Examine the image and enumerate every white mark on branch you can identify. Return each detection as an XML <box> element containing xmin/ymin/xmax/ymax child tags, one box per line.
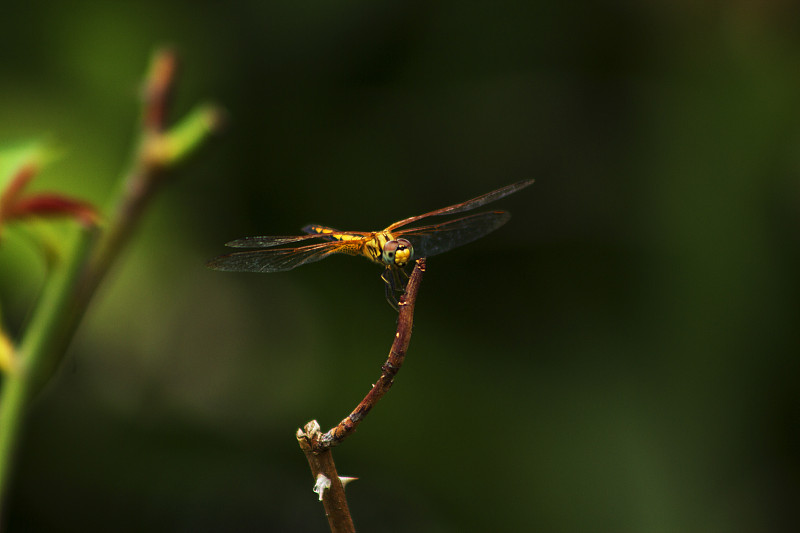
<box><xmin>313</xmin><ymin>473</ymin><xmax>331</xmax><ymax>501</ymax></box>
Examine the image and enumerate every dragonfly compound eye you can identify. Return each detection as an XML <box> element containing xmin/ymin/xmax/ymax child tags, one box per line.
<box><xmin>382</xmin><ymin>238</ymin><xmax>414</xmax><ymax>266</ymax></box>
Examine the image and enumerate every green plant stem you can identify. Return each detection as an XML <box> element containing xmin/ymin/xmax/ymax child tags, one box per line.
<box><xmin>0</xmin><ymin>148</ymin><xmax>153</xmax><ymax>510</ymax></box>
<box><xmin>0</xmin><ymin>48</ymin><xmax>220</xmax><ymax>521</ymax></box>
<box><xmin>0</xmin><ymin>228</ymin><xmax>97</xmax><ymax>512</ymax></box>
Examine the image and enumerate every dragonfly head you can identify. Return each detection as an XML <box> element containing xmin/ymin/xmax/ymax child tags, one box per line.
<box><xmin>382</xmin><ymin>238</ymin><xmax>413</xmax><ymax>267</ymax></box>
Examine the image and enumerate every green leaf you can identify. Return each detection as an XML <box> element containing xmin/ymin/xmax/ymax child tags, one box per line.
<box><xmin>0</xmin><ymin>140</ymin><xmax>62</xmax><ymax>189</ymax></box>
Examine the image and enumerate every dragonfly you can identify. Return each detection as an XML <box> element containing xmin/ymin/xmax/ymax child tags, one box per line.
<box><xmin>207</xmin><ymin>179</ymin><xmax>534</xmax><ymax>308</ymax></box>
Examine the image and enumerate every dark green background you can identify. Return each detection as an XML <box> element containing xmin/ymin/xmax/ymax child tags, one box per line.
<box><xmin>1</xmin><ymin>1</ymin><xmax>798</xmax><ymax>531</ymax></box>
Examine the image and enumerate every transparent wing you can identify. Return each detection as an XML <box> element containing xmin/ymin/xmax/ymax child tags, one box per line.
<box><xmin>397</xmin><ymin>210</ymin><xmax>511</xmax><ymax>259</ymax></box>
<box><xmin>207</xmin><ymin>241</ymin><xmax>343</xmax><ymax>272</ymax></box>
<box><xmin>386</xmin><ymin>179</ymin><xmax>533</xmax><ymax>231</ymax></box>
<box><xmin>224</xmin><ymin>234</ymin><xmax>327</xmax><ymax>249</ymax></box>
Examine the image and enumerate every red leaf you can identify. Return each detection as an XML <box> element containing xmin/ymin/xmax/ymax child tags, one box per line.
<box><xmin>6</xmin><ymin>193</ymin><xmax>100</xmax><ymax>227</ymax></box>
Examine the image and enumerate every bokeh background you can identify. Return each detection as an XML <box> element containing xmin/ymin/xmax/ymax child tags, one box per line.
<box><xmin>1</xmin><ymin>1</ymin><xmax>799</xmax><ymax>531</ymax></box>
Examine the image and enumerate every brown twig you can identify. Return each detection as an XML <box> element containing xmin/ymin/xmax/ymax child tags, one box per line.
<box><xmin>317</xmin><ymin>258</ymin><xmax>426</xmax><ymax>450</ymax></box>
<box><xmin>296</xmin><ymin>421</ymin><xmax>356</xmax><ymax>533</ymax></box>
<box><xmin>296</xmin><ymin>258</ymin><xmax>426</xmax><ymax>531</ymax></box>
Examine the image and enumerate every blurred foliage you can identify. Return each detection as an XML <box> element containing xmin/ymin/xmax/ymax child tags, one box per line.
<box><xmin>0</xmin><ymin>1</ymin><xmax>799</xmax><ymax>532</ymax></box>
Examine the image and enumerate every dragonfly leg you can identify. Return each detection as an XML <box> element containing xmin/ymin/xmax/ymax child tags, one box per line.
<box><xmin>381</xmin><ymin>269</ymin><xmax>399</xmax><ymax>311</ymax></box>
<box><xmin>398</xmin><ymin>267</ymin><xmax>410</xmax><ymax>283</ymax></box>
<box><xmin>381</xmin><ymin>267</ymin><xmax>409</xmax><ymax>311</ymax></box>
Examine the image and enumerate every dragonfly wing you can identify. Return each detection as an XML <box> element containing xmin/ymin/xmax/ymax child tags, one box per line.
<box><xmin>225</xmin><ymin>234</ymin><xmax>326</xmax><ymax>249</ymax></box>
<box><xmin>398</xmin><ymin>210</ymin><xmax>511</xmax><ymax>259</ymax></box>
<box><xmin>387</xmin><ymin>179</ymin><xmax>533</xmax><ymax>231</ymax></box>
<box><xmin>207</xmin><ymin>242</ymin><xmax>339</xmax><ymax>272</ymax></box>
